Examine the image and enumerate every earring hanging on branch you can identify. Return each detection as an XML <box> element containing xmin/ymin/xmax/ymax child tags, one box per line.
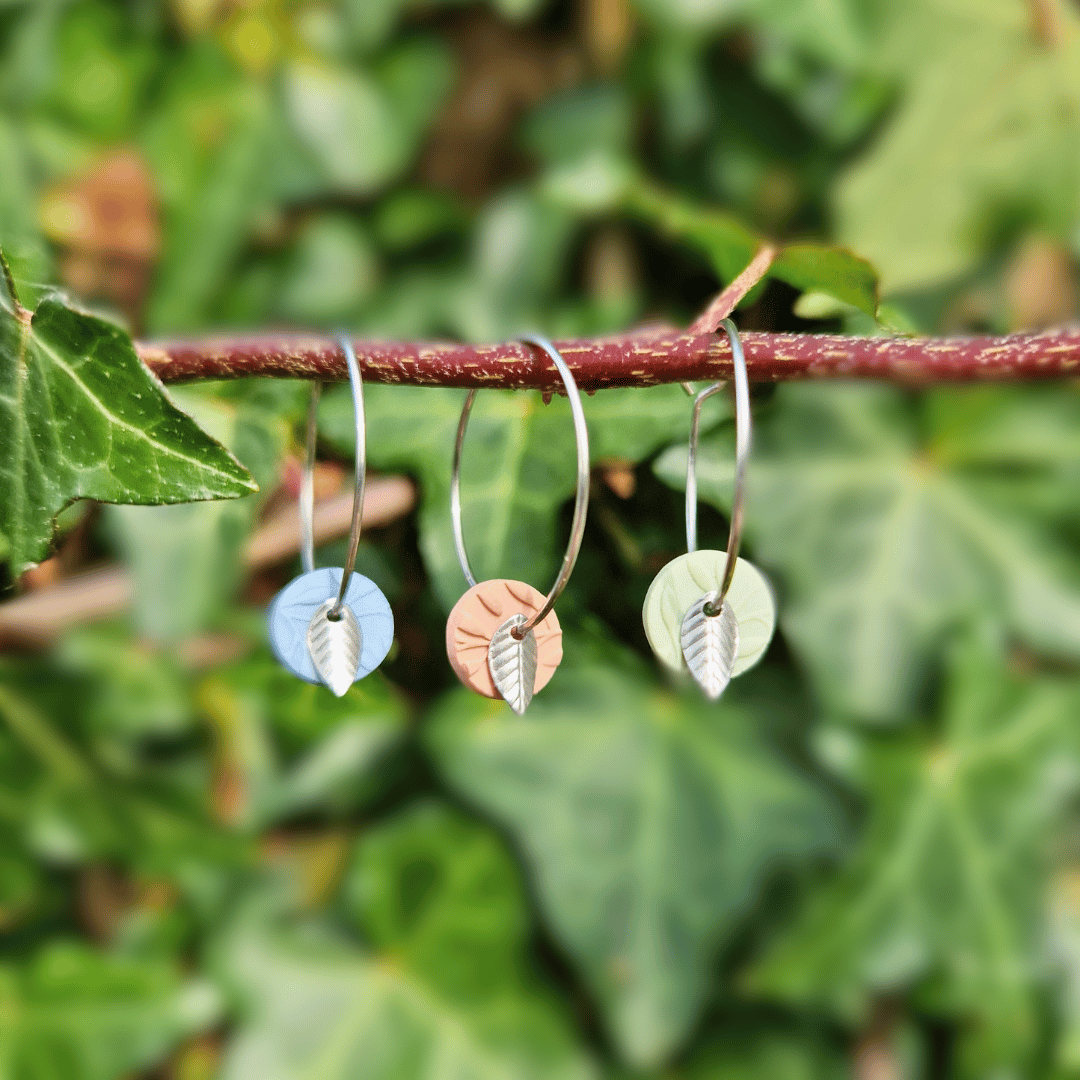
<box><xmin>266</xmin><ymin>337</ymin><xmax>394</xmax><ymax>696</ymax></box>
<box><xmin>642</xmin><ymin>319</ymin><xmax>776</xmax><ymax>699</ymax></box>
<box><xmin>444</xmin><ymin>336</ymin><xmax>590</xmax><ymax>715</ymax></box>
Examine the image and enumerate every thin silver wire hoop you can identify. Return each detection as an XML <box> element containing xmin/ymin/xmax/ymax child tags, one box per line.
<box><xmin>299</xmin><ymin>336</ymin><xmax>367</xmax><ymax>619</ymax></box>
<box><xmin>451</xmin><ymin>335</ymin><xmax>590</xmax><ymax>636</ymax></box>
<box><xmin>685</xmin><ymin>317</ymin><xmax>750</xmax><ymax>615</ymax></box>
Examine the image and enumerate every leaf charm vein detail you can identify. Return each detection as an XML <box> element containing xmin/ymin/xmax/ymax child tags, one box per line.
<box><xmin>307</xmin><ymin>599</ymin><xmax>363</xmax><ymax>697</ymax></box>
<box><xmin>680</xmin><ymin>591</ymin><xmax>739</xmax><ymax>701</ymax></box>
<box><xmin>488</xmin><ymin>614</ymin><xmax>538</xmax><ymax>715</ymax></box>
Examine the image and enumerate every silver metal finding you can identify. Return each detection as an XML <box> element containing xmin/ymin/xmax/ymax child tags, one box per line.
<box><xmin>684</xmin><ymin>317</ymin><xmax>750</xmax><ymax>614</ymax></box>
<box><xmin>300</xmin><ymin>383</ymin><xmax>321</xmax><ymax>575</ymax></box>
<box><xmin>450</xmin><ymin>335</ymin><xmax>590</xmax><ymax>635</ymax></box>
<box><xmin>299</xmin><ymin>337</ymin><xmax>367</xmax><ymax>618</ymax></box>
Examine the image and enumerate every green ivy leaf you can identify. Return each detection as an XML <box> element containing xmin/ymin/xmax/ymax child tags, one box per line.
<box><xmin>836</xmin><ymin>0</ymin><xmax>1080</xmax><ymax>292</ymax></box>
<box><xmin>748</xmin><ymin>634</ymin><xmax>1080</xmax><ymax>1073</ymax></box>
<box><xmin>546</xmin><ymin>161</ymin><xmax>879</xmax><ymax>315</ymax></box>
<box><xmin>0</xmin><ymin>942</ymin><xmax>221</xmax><ymax>1080</ymax></box>
<box><xmin>0</xmin><ymin>671</ymin><xmax>248</xmax><ymax>898</ymax></box>
<box><xmin>771</xmin><ymin>244</ymin><xmax>880</xmax><ymax>316</ymax></box>
<box><xmin>198</xmin><ymin>656</ymin><xmax>409</xmax><ymax>828</ymax></box>
<box><xmin>655</xmin><ymin>383</ymin><xmax>1080</xmax><ymax>720</ymax></box>
<box><xmin>629</xmin><ymin>181</ymin><xmax>879</xmax><ymax>315</ymax></box>
<box><xmin>0</xmin><ymin>263</ymin><xmax>256</xmax><ymax>576</ymax></box>
<box><xmin>425</xmin><ymin>637</ymin><xmax>841</xmax><ymax>1067</ymax></box>
<box><xmin>219</xmin><ymin>802</ymin><xmax>594</xmax><ymax>1080</ymax></box>
<box><xmin>56</xmin><ymin>627</ymin><xmax>192</xmax><ymax>742</ymax></box>
<box><xmin>103</xmin><ymin>384</ymin><xmax>286</xmax><ymax>641</ymax></box>
<box><xmin>673</xmin><ymin>1025</ymin><xmax>849</xmax><ymax>1080</ymax></box>
<box><xmin>321</xmin><ymin>383</ymin><xmax>725</xmax><ymax>610</ymax></box>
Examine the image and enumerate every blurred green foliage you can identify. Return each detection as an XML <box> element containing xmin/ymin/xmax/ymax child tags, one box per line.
<box><xmin>1</xmin><ymin>1</ymin><xmax>1080</xmax><ymax>1079</ymax></box>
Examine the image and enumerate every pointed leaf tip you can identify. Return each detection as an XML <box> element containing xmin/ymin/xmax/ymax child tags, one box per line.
<box><xmin>307</xmin><ymin>600</ymin><xmax>363</xmax><ymax>696</ymax></box>
<box><xmin>0</xmin><ymin>285</ymin><xmax>257</xmax><ymax>573</ymax></box>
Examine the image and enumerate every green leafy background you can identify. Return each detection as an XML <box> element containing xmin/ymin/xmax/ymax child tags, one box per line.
<box><xmin>1</xmin><ymin>1</ymin><xmax>1080</xmax><ymax>1078</ymax></box>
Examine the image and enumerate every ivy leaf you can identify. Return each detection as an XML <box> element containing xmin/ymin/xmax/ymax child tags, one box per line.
<box><xmin>425</xmin><ymin>636</ymin><xmax>841</xmax><ymax>1067</ymax></box>
<box><xmin>748</xmin><ymin>634</ymin><xmax>1080</xmax><ymax>1074</ymax></box>
<box><xmin>0</xmin><ymin>263</ymin><xmax>256</xmax><ymax>576</ymax></box>
<box><xmin>197</xmin><ymin>656</ymin><xmax>409</xmax><ymax>829</ymax></box>
<box><xmin>0</xmin><ymin>942</ymin><xmax>221</xmax><ymax>1080</ymax></box>
<box><xmin>320</xmin><ymin>383</ymin><xmax>725</xmax><ymax>610</ymax></box>
<box><xmin>218</xmin><ymin>802</ymin><xmax>594</xmax><ymax>1080</ymax></box>
<box><xmin>0</xmin><ymin>664</ymin><xmax>248</xmax><ymax>896</ymax></box>
<box><xmin>672</xmin><ymin>1025</ymin><xmax>849</xmax><ymax>1080</ymax></box>
<box><xmin>836</xmin><ymin>0</ymin><xmax>1080</xmax><ymax>292</ymax></box>
<box><xmin>628</xmin><ymin>182</ymin><xmax>879</xmax><ymax>316</ymax></box>
<box><xmin>655</xmin><ymin>383</ymin><xmax>1080</xmax><ymax>720</ymax></box>
<box><xmin>545</xmin><ymin>158</ymin><xmax>879</xmax><ymax>315</ymax></box>
<box><xmin>103</xmin><ymin>384</ymin><xmax>287</xmax><ymax>641</ymax></box>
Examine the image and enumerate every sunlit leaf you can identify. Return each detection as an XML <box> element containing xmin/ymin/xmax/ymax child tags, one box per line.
<box><xmin>836</xmin><ymin>0</ymin><xmax>1080</xmax><ymax>291</ymax></box>
<box><xmin>0</xmin><ymin>264</ymin><xmax>256</xmax><ymax>576</ymax></box>
<box><xmin>547</xmin><ymin>160</ymin><xmax>879</xmax><ymax>314</ymax></box>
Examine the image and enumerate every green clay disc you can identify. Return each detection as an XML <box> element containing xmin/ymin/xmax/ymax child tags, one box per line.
<box><xmin>643</xmin><ymin>551</ymin><xmax>776</xmax><ymax>677</ymax></box>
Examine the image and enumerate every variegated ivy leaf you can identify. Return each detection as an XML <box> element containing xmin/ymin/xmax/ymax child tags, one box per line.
<box><xmin>0</xmin><ymin>255</ymin><xmax>256</xmax><ymax>576</ymax></box>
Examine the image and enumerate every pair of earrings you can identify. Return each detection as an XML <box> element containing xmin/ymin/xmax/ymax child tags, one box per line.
<box><xmin>268</xmin><ymin>323</ymin><xmax>775</xmax><ymax>709</ymax></box>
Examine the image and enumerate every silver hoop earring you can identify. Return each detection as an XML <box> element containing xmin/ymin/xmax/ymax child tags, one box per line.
<box><xmin>445</xmin><ymin>336</ymin><xmax>590</xmax><ymax>715</ymax></box>
<box><xmin>267</xmin><ymin>338</ymin><xmax>394</xmax><ymax>696</ymax></box>
<box><xmin>642</xmin><ymin>318</ymin><xmax>775</xmax><ymax>699</ymax></box>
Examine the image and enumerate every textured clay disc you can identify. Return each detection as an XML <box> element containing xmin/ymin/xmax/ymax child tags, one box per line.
<box><xmin>446</xmin><ymin>579</ymin><xmax>563</xmax><ymax>700</ymax></box>
<box><xmin>267</xmin><ymin>567</ymin><xmax>394</xmax><ymax>687</ymax></box>
<box><xmin>642</xmin><ymin>551</ymin><xmax>776</xmax><ymax>678</ymax></box>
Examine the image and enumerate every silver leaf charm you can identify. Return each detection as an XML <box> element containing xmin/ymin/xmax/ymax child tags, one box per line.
<box><xmin>488</xmin><ymin>614</ymin><xmax>538</xmax><ymax>715</ymax></box>
<box><xmin>307</xmin><ymin>599</ymin><xmax>363</xmax><ymax>697</ymax></box>
<box><xmin>680</xmin><ymin>591</ymin><xmax>739</xmax><ymax>701</ymax></box>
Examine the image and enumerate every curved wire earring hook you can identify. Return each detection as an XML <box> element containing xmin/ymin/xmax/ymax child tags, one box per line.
<box><xmin>450</xmin><ymin>334</ymin><xmax>590</xmax><ymax>635</ymax></box>
<box><xmin>685</xmin><ymin>317</ymin><xmax>750</xmax><ymax>614</ymax></box>
<box><xmin>299</xmin><ymin>336</ymin><xmax>367</xmax><ymax>618</ymax></box>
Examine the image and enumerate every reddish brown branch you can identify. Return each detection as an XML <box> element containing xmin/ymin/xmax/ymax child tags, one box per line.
<box><xmin>688</xmin><ymin>243</ymin><xmax>777</xmax><ymax>334</ymax></box>
<box><xmin>139</xmin><ymin>324</ymin><xmax>1080</xmax><ymax>390</ymax></box>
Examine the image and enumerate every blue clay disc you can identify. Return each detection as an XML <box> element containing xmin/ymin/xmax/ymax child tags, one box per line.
<box><xmin>267</xmin><ymin>567</ymin><xmax>394</xmax><ymax>687</ymax></box>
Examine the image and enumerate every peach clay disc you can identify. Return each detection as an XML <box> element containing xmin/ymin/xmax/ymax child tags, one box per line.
<box><xmin>446</xmin><ymin>579</ymin><xmax>563</xmax><ymax>700</ymax></box>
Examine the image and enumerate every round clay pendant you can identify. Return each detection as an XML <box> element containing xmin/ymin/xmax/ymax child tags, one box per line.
<box><xmin>446</xmin><ymin>579</ymin><xmax>562</xmax><ymax>701</ymax></box>
<box><xmin>642</xmin><ymin>551</ymin><xmax>775</xmax><ymax>677</ymax></box>
<box><xmin>268</xmin><ymin>567</ymin><xmax>394</xmax><ymax>689</ymax></box>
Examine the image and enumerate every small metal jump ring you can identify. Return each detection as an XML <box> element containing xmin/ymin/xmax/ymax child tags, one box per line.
<box><xmin>685</xmin><ymin>318</ymin><xmax>750</xmax><ymax>615</ymax></box>
<box><xmin>451</xmin><ymin>335</ymin><xmax>590</xmax><ymax>635</ymax></box>
<box><xmin>299</xmin><ymin>336</ymin><xmax>367</xmax><ymax>618</ymax></box>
